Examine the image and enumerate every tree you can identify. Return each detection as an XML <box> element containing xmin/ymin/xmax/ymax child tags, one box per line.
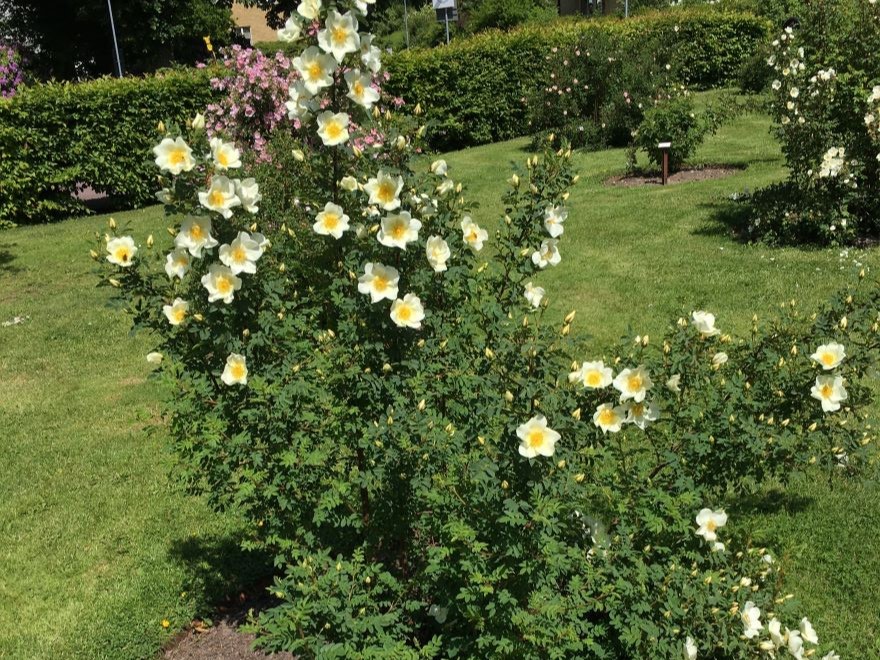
<box><xmin>1</xmin><ymin>0</ymin><xmax>233</xmax><ymax>80</ymax></box>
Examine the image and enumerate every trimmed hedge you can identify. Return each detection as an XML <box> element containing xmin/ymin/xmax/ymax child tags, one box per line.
<box><xmin>0</xmin><ymin>69</ymin><xmax>216</xmax><ymax>225</ymax></box>
<box><xmin>383</xmin><ymin>8</ymin><xmax>771</xmax><ymax>150</ymax></box>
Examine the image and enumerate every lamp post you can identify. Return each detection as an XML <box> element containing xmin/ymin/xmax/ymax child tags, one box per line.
<box><xmin>403</xmin><ymin>0</ymin><xmax>410</xmax><ymax>49</ymax></box>
<box><xmin>106</xmin><ymin>0</ymin><xmax>123</xmax><ymax>77</ymax></box>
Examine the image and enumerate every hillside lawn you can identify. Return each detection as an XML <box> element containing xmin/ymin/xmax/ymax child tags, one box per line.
<box><xmin>1</xmin><ymin>101</ymin><xmax>878</xmax><ymax>658</ymax></box>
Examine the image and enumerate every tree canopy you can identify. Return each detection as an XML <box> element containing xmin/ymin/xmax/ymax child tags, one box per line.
<box><xmin>2</xmin><ymin>0</ymin><xmax>233</xmax><ymax>80</ymax></box>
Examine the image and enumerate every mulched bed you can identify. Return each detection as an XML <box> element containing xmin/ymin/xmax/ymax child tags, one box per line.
<box><xmin>605</xmin><ymin>166</ymin><xmax>743</xmax><ymax>187</ymax></box>
<box><xmin>162</xmin><ymin>600</ymin><xmax>294</xmax><ymax>660</ymax></box>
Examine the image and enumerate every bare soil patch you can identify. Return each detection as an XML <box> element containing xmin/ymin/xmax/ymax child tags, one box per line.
<box><xmin>605</xmin><ymin>166</ymin><xmax>743</xmax><ymax>187</ymax></box>
<box><xmin>163</xmin><ymin>600</ymin><xmax>294</xmax><ymax>660</ymax></box>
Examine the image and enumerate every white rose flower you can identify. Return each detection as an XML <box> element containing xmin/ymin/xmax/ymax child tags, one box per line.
<box><xmin>810</xmin><ymin>342</ymin><xmax>845</xmax><ymax>370</ymax></box>
<box><xmin>799</xmin><ymin>618</ymin><xmax>818</xmax><ymax>645</ymax></box>
<box><xmin>360</xmin><ymin>34</ymin><xmax>382</xmax><ymax>73</ymax></box>
<box><xmin>389</xmin><ymin>293</ymin><xmax>425</xmax><ymax>329</ymax></box>
<box><xmin>153</xmin><ymin>137</ymin><xmax>195</xmax><ymax>175</ymax></box>
<box><xmin>543</xmin><ymin>205</ymin><xmax>568</xmax><ymax>238</ymax></box>
<box><xmin>666</xmin><ymin>374</ymin><xmax>681</xmax><ymax>393</ymax></box>
<box><xmin>316</xmin><ymin>111</ymin><xmax>350</xmax><ymax>146</ymax></box>
<box><xmin>175</xmin><ymin>217</ymin><xmax>219</xmax><ymax>258</ymax></box>
<box><xmin>234</xmin><ymin>178</ymin><xmax>261</xmax><ymax>214</ymax></box>
<box><xmin>201</xmin><ymin>264</ymin><xmax>242</xmax><ymax>304</ymax></box>
<box><xmin>292</xmin><ymin>46</ymin><xmax>336</xmax><ymax>95</ymax></box>
<box><xmin>209</xmin><ymin>137</ymin><xmax>241</xmax><ymax>171</ymax></box>
<box><xmin>516</xmin><ymin>414</ymin><xmax>561</xmax><ymax>458</ymax></box>
<box><xmin>768</xmin><ymin>618</ymin><xmax>785</xmax><ymax>648</ymax></box>
<box><xmin>198</xmin><ymin>176</ymin><xmax>241</xmax><ymax>219</ymax></box>
<box><xmin>378</xmin><ymin>211</ymin><xmax>421</xmax><ymax>250</ymax></box>
<box><xmin>297</xmin><ymin>0</ymin><xmax>321</xmax><ymax>20</ymax></box>
<box><xmin>277</xmin><ymin>15</ymin><xmax>302</xmax><ymax>42</ymax></box>
<box><xmin>712</xmin><ymin>352</ymin><xmax>728</xmax><ymax>368</ymax></box>
<box><xmin>524</xmin><ymin>281</ymin><xmax>545</xmax><ymax>308</ymax></box>
<box><xmin>285</xmin><ymin>81</ymin><xmax>314</xmax><ymax>120</ymax></box>
<box><xmin>741</xmin><ymin>601</ymin><xmax>763</xmax><ymax>639</ymax></box>
<box><xmin>165</xmin><ymin>248</ymin><xmax>192</xmax><ymax>279</ymax></box>
<box><xmin>219</xmin><ymin>231</ymin><xmax>264</xmax><ymax>275</ymax></box>
<box><xmin>810</xmin><ymin>375</ymin><xmax>848</xmax><ymax>412</ymax></box>
<box><xmin>221</xmin><ymin>353</ymin><xmax>248</xmax><ymax>386</ymax></box>
<box><xmin>426</xmin><ymin>236</ymin><xmax>451</xmax><ymax>272</ymax></box>
<box><xmin>146</xmin><ymin>351</ymin><xmax>163</xmax><ymax>364</ymax></box>
<box><xmin>613</xmin><ymin>366</ymin><xmax>653</xmax><ymax>403</ymax></box>
<box><xmin>695</xmin><ymin>508</ymin><xmax>727</xmax><ymax>542</ymax></box>
<box><xmin>191</xmin><ymin>112</ymin><xmax>206</xmax><ymax>130</ymax></box>
<box><xmin>364</xmin><ymin>171</ymin><xmax>403</xmax><ymax>210</ymax></box>
<box><xmin>531</xmin><ymin>239</ymin><xmax>561</xmax><ymax>268</ymax></box>
<box><xmin>358</xmin><ymin>262</ymin><xmax>399</xmax><ymax>303</ymax></box>
<box><xmin>344</xmin><ymin>70</ymin><xmax>380</xmax><ymax>109</ymax></box>
<box><xmin>436</xmin><ymin>178</ymin><xmax>455</xmax><ymax>196</ymax></box>
<box><xmin>106</xmin><ymin>236</ymin><xmax>137</xmax><ymax>267</ymax></box>
<box><xmin>340</xmin><ymin>175</ymin><xmax>359</xmax><ymax>192</ymax></box>
<box><xmin>318</xmin><ymin>10</ymin><xmax>360</xmax><ymax>62</ymax></box>
<box><xmin>624</xmin><ymin>400</ymin><xmax>660</xmax><ymax>429</ymax></box>
<box><xmin>684</xmin><ymin>636</ymin><xmax>697</xmax><ymax>660</ymax></box>
<box><xmin>691</xmin><ymin>310</ymin><xmax>721</xmax><ymax>336</ymax></box>
<box><xmin>787</xmin><ymin>629</ymin><xmax>804</xmax><ymax>659</ymax></box>
<box><xmin>431</xmin><ymin>159</ymin><xmax>448</xmax><ymax>176</ymax></box>
<box><xmin>570</xmin><ymin>360</ymin><xmax>613</xmax><ymax>389</ymax></box>
<box><xmin>821</xmin><ymin>652</ymin><xmax>840</xmax><ymax>660</ymax></box>
<box><xmin>313</xmin><ymin>202</ymin><xmax>350</xmax><ymax>239</ymax></box>
<box><xmin>162</xmin><ymin>297</ymin><xmax>189</xmax><ymax>326</ymax></box>
<box><xmin>593</xmin><ymin>403</ymin><xmax>626</xmax><ymax>434</ymax></box>
<box><xmin>461</xmin><ymin>217</ymin><xmax>488</xmax><ymax>252</ymax></box>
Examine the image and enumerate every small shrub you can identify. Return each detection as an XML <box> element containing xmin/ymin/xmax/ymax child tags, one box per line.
<box><xmin>631</xmin><ymin>93</ymin><xmax>719</xmax><ymax>172</ymax></box>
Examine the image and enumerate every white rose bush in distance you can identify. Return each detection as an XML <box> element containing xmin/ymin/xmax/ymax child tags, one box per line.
<box><xmin>93</xmin><ymin>1</ymin><xmax>880</xmax><ymax>657</ymax></box>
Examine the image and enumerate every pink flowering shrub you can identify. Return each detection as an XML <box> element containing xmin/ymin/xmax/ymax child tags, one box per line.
<box><xmin>205</xmin><ymin>46</ymin><xmax>299</xmax><ymax>163</ymax></box>
<box><xmin>0</xmin><ymin>43</ymin><xmax>25</xmax><ymax>99</ymax></box>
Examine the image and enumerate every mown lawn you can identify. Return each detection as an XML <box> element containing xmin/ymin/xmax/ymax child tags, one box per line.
<box><xmin>1</xmin><ymin>102</ymin><xmax>878</xmax><ymax>658</ymax></box>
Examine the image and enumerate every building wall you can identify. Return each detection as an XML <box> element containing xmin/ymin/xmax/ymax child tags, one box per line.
<box><xmin>231</xmin><ymin>2</ymin><xmax>278</xmax><ymax>43</ymax></box>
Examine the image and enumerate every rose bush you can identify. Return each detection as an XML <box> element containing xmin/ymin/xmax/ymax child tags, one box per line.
<box><xmin>96</xmin><ymin>1</ymin><xmax>877</xmax><ymax>657</ymax></box>
<box><xmin>744</xmin><ymin>0</ymin><xmax>880</xmax><ymax>245</ymax></box>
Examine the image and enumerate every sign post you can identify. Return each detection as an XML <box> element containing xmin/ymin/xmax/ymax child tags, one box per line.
<box><xmin>658</xmin><ymin>142</ymin><xmax>671</xmax><ymax>185</ymax></box>
<box><xmin>432</xmin><ymin>0</ymin><xmax>456</xmax><ymax>45</ymax></box>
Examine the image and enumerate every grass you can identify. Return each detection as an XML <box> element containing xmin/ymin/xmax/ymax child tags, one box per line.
<box><xmin>0</xmin><ymin>216</ymin><xmax>269</xmax><ymax>658</ymax></box>
<box><xmin>0</xmin><ymin>99</ymin><xmax>878</xmax><ymax>657</ymax></box>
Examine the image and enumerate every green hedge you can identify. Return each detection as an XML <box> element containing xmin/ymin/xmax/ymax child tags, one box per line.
<box><xmin>0</xmin><ymin>69</ymin><xmax>216</xmax><ymax>226</ymax></box>
<box><xmin>383</xmin><ymin>8</ymin><xmax>771</xmax><ymax>150</ymax></box>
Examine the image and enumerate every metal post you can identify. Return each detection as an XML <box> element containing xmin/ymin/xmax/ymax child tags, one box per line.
<box><xmin>106</xmin><ymin>0</ymin><xmax>123</xmax><ymax>77</ymax></box>
<box><xmin>403</xmin><ymin>0</ymin><xmax>410</xmax><ymax>49</ymax></box>
<box><xmin>444</xmin><ymin>9</ymin><xmax>450</xmax><ymax>45</ymax></box>
<box><xmin>625</xmin><ymin>0</ymin><xmax>629</xmax><ymax>18</ymax></box>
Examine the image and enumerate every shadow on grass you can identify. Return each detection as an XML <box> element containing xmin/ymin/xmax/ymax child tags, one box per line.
<box><xmin>731</xmin><ymin>489</ymin><xmax>814</xmax><ymax>517</ymax></box>
<box><xmin>0</xmin><ymin>244</ymin><xmax>21</xmax><ymax>274</ymax></box>
<box><xmin>692</xmin><ymin>197</ymin><xmax>754</xmax><ymax>242</ymax></box>
<box><xmin>169</xmin><ymin>532</ymin><xmax>276</xmax><ymax>616</ymax></box>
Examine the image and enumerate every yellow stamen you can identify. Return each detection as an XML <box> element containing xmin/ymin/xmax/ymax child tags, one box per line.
<box><xmin>528</xmin><ymin>430</ymin><xmax>545</xmax><ymax>448</ymax></box>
